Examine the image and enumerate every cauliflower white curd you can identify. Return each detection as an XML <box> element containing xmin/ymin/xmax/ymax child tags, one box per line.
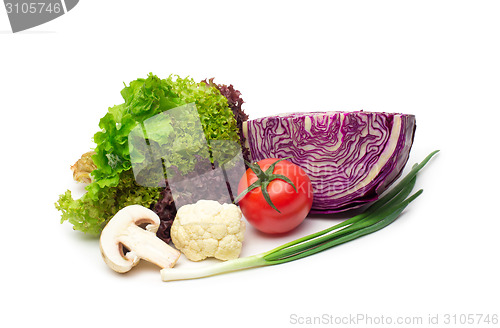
<box><xmin>171</xmin><ymin>200</ymin><xmax>246</xmax><ymax>261</ymax></box>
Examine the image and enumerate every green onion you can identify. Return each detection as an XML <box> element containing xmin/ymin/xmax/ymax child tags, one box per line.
<box><xmin>161</xmin><ymin>150</ymin><xmax>439</xmax><ymax>282</ymax></box>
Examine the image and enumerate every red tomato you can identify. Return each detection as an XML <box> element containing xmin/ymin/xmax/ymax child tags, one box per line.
<box><xmin>237</xmin><ymin>158</ymin><xmax>313</xmax><ymax>234</ymax></box>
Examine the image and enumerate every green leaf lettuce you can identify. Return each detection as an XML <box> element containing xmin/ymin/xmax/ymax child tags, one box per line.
<box><xmin>56</xmin><ymin>73</ymin><xmax>241</xmax><ymax>235</ymax></box>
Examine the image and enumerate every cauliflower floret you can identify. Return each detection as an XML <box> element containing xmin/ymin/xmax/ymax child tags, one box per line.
<box><xmin>171</xmin><ymin>200</ymin><xmax>246</xmax><ymax>261</ymax></box>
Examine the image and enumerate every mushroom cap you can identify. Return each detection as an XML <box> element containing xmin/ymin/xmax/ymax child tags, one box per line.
<box><xmin>99</xmin><ymin>205</ymin><xmax>160</xmax><ymax>273</ymax></box>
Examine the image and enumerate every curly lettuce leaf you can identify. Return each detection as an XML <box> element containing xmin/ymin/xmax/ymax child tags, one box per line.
<box><xmin>56</xmin><ymin>170</ymin><xmax>161</xmax><ymax>235</ymax></box>
<box><xmin>90</xmin><ymin>74</ymin><xmax>185</xmax><ymax>192</ymax></box>
<box><xmin>90</xmin><ymin>73</ymin><xmax>240</xmax><ymax>193</ymax></box>
<box><xmin>56</xmin><ymin>73</ymin><xmax>243</xmax><ymax>234</ymax></box>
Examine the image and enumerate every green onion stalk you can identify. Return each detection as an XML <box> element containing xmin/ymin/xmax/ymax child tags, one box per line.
<box><xmin>161</xmin><ymin>150</ymin><xmax>439</xmax><ymax>282</ymax></box>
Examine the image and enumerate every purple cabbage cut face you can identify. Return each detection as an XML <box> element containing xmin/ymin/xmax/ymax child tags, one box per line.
<box><xmin>242</xmin><ymin>111</ymin><xmax>416</xmax><ymax>213</ymax></box>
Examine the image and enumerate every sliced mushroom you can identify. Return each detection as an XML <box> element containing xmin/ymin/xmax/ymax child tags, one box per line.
<box><xmin>99</xmin><ymin>205</ymin><xmax>181</xmax><ymax>273</ymax></box>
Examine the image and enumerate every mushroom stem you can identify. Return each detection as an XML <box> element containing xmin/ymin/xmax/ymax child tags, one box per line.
<box><xmin>120</xmin><ymin>225</ymin><xmax>180</xmax><ymax>269</ymax></box>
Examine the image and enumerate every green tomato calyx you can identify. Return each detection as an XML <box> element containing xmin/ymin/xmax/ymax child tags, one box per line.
<box><xmin>234</xmin><ymin>157</ymin><xmax>297</xmax><ymax>213</ymax></box>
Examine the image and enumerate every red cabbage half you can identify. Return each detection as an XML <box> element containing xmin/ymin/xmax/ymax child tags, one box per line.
<box><xmin>242</xmin><ymin>111</ymin><xmax>416</xmax><ymax>213</ymax></box>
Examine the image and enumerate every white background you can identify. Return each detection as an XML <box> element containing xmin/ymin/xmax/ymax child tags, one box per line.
<box><xmin>1</xmin><ymin>1</ymin><xmax>499</xmax><ymax>327</ymax></box>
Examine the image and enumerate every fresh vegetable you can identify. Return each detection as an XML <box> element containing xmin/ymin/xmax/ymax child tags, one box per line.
<box><xmin>170</xmin><ymin>200</ymin><xmax>246</xmax><ymax>261</ymax></box>
<box><xmin>202</xmin><ymin>78</ymin><xmax>250</xmax><ymax>163</ymax></box>
<box><xmin>235</xmin><ymin>158</ymin><xmax>313</xmax><ymax>234</ymax></box>
<box><xmin>56</xmin><ymin>74</ymin><xmax>248</xmax><ymax>239</ymax></box>
<box><xmin>160</xmin><ymin>150</ymin><xmax>438</xmax><ymax>282</ymax></box>
<box><xmin>57</xmin><ymin>170</ymin><xmax>161</xmax><ymax>235</ymax></box>
<box><xmin>100</xmin><ymin>205</ymin><xmax>180</xmax><ymax>273</ymax></box>
<box><xmin>242</xmin><ymin>111</ymin><xmax>416</xmax><ymax>213</ymax></box>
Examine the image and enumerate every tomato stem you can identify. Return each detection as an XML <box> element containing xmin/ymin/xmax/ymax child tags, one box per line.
<box><xmin>233</xmin><ymin>157</ymin><xmax>298</xmax><ymax>213</ymax></box>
